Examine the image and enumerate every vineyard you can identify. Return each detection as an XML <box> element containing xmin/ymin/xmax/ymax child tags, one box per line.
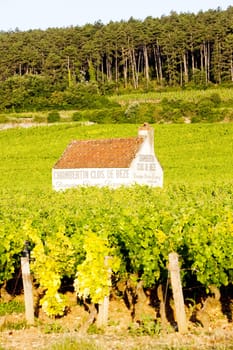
<box><xmin>0</xmin><ymin>122</ymin><xmax>233</xmax><ymax>348</ymax></box>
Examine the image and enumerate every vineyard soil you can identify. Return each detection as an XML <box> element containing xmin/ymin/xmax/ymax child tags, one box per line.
<box><xmin>1</xmin><ymin>293</ymin><xmax>233</xmax><ymax>350</ymax></box>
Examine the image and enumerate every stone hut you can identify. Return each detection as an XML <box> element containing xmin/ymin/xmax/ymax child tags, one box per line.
<box><xmin>52</xmin><ymin>123</ymin><xmax>163</xmax><ymax>190</ymax></box>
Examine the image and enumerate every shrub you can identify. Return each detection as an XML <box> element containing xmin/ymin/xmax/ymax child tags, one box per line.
<box><xmin>191</xmin><ymin>115</ymin><xmax>202</xmax><ymax>123</ymax></box>
<box><xmin>72</xmin><ymin>108</ymin><xmax>125</xmax><ymax>124</ymax></box>
<box><xmin>209</xmin><ymin>92</ymin><xmax>221</xmax><ymax>106</ymax></box>
<box><xmin>64</xmin><ymin>85</ymin><xmax>120</xmax><ymax>110</ymax></box>
<box><xmin>124</xmin><ymin>102</ymin><xmax>160</xmax><ymax>124</ymax></box>
<box><xmin>47</xmin><ymin>111</ymin><xmax>61</xmax><ymax>123</ymax></box>
<box><xmin>33</xmin><ymin>114</ymin><xmax>47</xmax><ymax>123</ymax></box>
<box><xmin>124</xmin><ymin>102</ymin><xmax>140</xmax><ymax>123</ymax></box>
<box><xmin>72</xmin><ymin>111</ymin><xmax>89</xmax><ymax>122</ymax></box>
<box><xmin>159</xmin><ymin>99</ymin><xmax>195</xmax><ymax>123</ymax></box>
<box><xmin>195</xmin><ymin>99</ymin><xmax>214</xmax><ymax>121</ymax></box>
<box><xmin>221</xmin><ymin>108</ymin><xmax>233</xmax><ymax>121</ymax></box>
<box><xmin>0</xmin><ymin>115</ymin><xmax>7</xmax><ymax>123</ymax></box>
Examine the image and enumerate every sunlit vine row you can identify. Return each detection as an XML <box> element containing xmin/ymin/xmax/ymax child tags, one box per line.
<box><xmin>0</xmin><ymin>184</ymin><xmax>233</xmax><ymax>316</ymax></box>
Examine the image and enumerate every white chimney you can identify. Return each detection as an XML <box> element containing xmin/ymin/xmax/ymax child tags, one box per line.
<box><xmin>138</xmin><ymin>123</ymin><xmax>155</xmax><ymax>155</ymax></box>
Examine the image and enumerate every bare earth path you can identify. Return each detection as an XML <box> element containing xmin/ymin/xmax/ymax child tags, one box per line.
<box><xmin>1</xmin><ymin>323</ymin><xmax>233</xmax><ymax>350</ymax></box>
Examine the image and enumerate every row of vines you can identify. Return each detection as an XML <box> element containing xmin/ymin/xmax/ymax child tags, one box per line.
<box><xmin>0</xmin><ymin>184</ymin><xmax>233</xmax><ymax>317</ymax></box>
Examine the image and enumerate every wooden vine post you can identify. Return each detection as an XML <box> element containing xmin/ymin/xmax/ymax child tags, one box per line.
<box><xmin>97</xmin><ymin>295</ymin><xmax>109</xmax><ymax>327</ymax></box>
<box><xmin>21</xmin><ymin>241</ymin><xmax>34</xmax><ymax>325</ymax></box>
<box><xmin>168</xmin><ymin>252</ymin><xmax>187</xmax><ymax>334</ymax></box>
<box><xmin>97</xmin><ymin>256</ymin><xmax>111</xmax><ymax>327</ymax></box>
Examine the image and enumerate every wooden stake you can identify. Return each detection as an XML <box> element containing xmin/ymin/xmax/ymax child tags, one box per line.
<box><xmin>97</xmin><ymin>256</ymin><xmax>111</xmax><ymax>327</ymax></box>
<box><xmin>21</xmin><ymin>257</ymin><xmax>34</xmax><ymax>325</ymax></box>
<box><xmin>97</xmin><ymin>296</ymin><xmax>109</xmax><ymax>327</ymax></box>
<box><xmin>168</xmin><ymin>252</ymin><xmax>187</xmax><ymax>333</ymax></box>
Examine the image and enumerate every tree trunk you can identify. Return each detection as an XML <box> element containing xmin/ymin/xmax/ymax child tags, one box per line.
<box><xmin>129</xmin><ymin>47</ymin><xmax>138</xmax><ymax>89</ymax></box>
<box><xmin>101</xmin><ymin>59</ymin><xmax>104</xmax><ymax>83</ymax></box>
<box><xmin>106</xmin><ymin>55</ymin><xmax>112</xmax><ymax>81</ymax></box>
<box><xmin>200</xmin><ymin>44</ymin><xmax>204</xmax><ymax>73</ymax></box>
<box><xmin>156</xmin><ymin>41</ymin><xmax>163</xmax><ymax>83</ymax></box>
<box><xmin>143</xmin><ymin>45</ymin><xmax>150</xmax><ymax>87</ymax></box>
<box><xmin>180</xmin><ymin>61</ymin><xmax>183</xmax><ymax>86</ymax></box>
<box><xmin>122</xmin><ymin>47</ymin><xmax>128</xmax><ymax>88</ymax></box>
<box><xmin>231</xmin><ymin>54</ymin><xmax>233</xmax><ymax>82</ymax></box>
<box><xmin>203</xmin><ymin>41</ymin><xmax>209</xmax><ymax>84</ymax></box>
<box><xmin>153</xmin><ymin>46</ymin><xmax>159</xmax><ymax>82</ymax></box>
<box><xmin>115</xmin><ymin>47</ymin><xmax>118</xmax><ymax>86</ymax></box>
<box><xmin>183</xmin><ymin>52</ymin><xmax>189</xmax><ymax>84</ymax></box>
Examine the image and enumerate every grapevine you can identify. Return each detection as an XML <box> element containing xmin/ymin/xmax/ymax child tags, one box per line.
<box><xmin>74</xmin><ymin>232</ymin><xmax>120</xmax><ymax>304</ymax></box>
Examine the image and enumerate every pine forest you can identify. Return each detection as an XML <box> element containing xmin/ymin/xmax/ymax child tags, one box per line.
<box><xmin>1</xmin><ymin>7</ymin><xmax>233</xmax><ymax>111</ymax></box>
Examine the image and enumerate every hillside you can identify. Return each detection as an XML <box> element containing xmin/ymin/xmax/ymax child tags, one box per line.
<box><xmin>0</xmin><ymin>123</ymin><xmax>233</xmax><ymax>349</ymax></box>
<box><xmin>1</xmin><ymin>7</ymin><xmax>233</xmax><ymax>112</ymax></box>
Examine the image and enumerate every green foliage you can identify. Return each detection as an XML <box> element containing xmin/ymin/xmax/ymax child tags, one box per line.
<box><xmin>50</xmin><ymin>84</ymin><xmax>120</xmax><ymax>111</ymax></box>
<box><xmin>160</xmin><ymin>98</ymin><xmax>194</xmax><ymax>123</ymax></box>
<box><xmin>87</xmin><ymin>324</ymin><xmax>105</xmax><ymax>334</ymax></box>
<box><xmin>0</xmin><ymin>75</ymin><xmax>53</xmax><ymax>111</ymax></box>
<box><xmin>72</xmin><ymin>111</ymin><xmax>89</xmax><ymax>122</ymax></box>
<box><xmin>88</xmin><ymin>60</ymin><xmax>96</xmax><ymax>83</ymax></box>
<box><xmin>196</xmin><ymin>99</ymin><xmax>215</xmax><ymax>120</ymax></box>
<box><xmin>0</xmin><ymin>86</ymin><xmax>232</xmax><ymax>124</ymax></box>
<box><xmin>185</xmin><ymin>210</ymin><xmax>233</xmax><ymax>286</ymax></box>
<box><xmin>222</xmin><ymin>108</ymin><xmax>233</xmax><ymax>121</ymax></box>
<box><xmin>1</xmin><ymin>8</ymin><xmax>233</xmax><ymax>110</ymax></box>
<box><xmin>74</xmin><ymin>232</ymin><xmax>120</xmax><ymax>304</ymax></box>
<box><xmin>209</xmin><ymin>92</ymin><xmax>221</xmax><ymax>106</ymax></box>
<box><xmin>29</xmin><ymin>224</ymin><xmax>77</xmax><ymax>317</ymax></box>
<box><xmin>43</xmin><ymin>322</ymin><xmax>65</xmax><ymax>334</ymax></box>
<box><xmin>47</xmin><ymin>111</ymin><xmax>61</xmax><ymax>123</ymax></box>
<box><xmin>72</xmin><ymin>107</ymin><xmax>125</xmax><ymax>124</ymax></box>
<box><xmin>70</xmin><ymin>92</ymin><xmax>227</xmax><ymax>125</ymax></box>
<box><xmin>124</xmin><ymin>102</ymin><xmax>140</xmax><ymax>122</ymax></box>
<box><xmin>128</xmin><ymin>317</ymin><xmax>161</xmax><ymax>336</ymax></box>
<box><xmin>0</xmin><ymin>300</ymin><xmax>24</xmax><ymax>316</ymax></box>
<box><xmin>0</xmin><ymin>123</ymin><xmax>233</xmax><ymax>312</ymax></box>
<box><xmin>2</xmin><ymin>184</ymin><xmax>233</xmax><ymax>302</ymax></box>
<box><xmin>33</xmin><ymin>114</ymin><xmax>47</xmax><ymax>123</ymax></box>
<box><xmin>0</xmin><ymin>115</ymin><xmax>8</xmax><ymax>123</ymax></box>
<box><xmin>0</xmin><ymin>219</ymin><xmax>25</xmax><ymax>284</ymax></box>
<box><xmin>110</xmin><ymin>88</ymin><xmax>233</xmax><ymax>123</ymax></box>
<box><xmin>123</xmin><ymin>101</ymin><xmax>159</xmax><ymax>124</ymax></box>
<box><xmin>46</xmin><ymin>338</ymin><xmax>101</xmax><ymax>350</ymax></box>
<box><xmin>191</xmin><ymin>69</ymin><xmax>207</xmax><ymax>88</ymax></box>
<box><xmin>0</xmin><ymin>320</ymin><xmax>28</xmax><ymax>331</ymax></box>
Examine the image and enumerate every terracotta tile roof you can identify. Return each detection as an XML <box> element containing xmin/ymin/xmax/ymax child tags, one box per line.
<box><xmin>54</xmin><ymin>136</ymin><xmax>144</xmax><ymax>169</ymax></box>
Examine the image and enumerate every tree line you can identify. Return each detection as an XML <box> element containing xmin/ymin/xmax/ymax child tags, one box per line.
<box><xmin>0</xmin><ymin>6</ymin><xmax>233</xmax><ymax>111</ymax></box>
